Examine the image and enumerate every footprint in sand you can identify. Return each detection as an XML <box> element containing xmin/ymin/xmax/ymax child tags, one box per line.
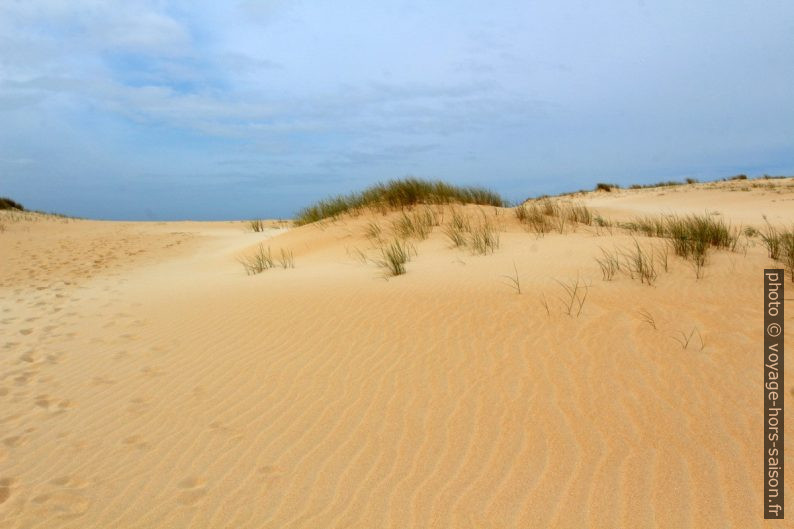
<box><xmin>50</xmin><ymin>475</ymin><xmax>89</xmax><ymax>489</ymax></box>
<box><xmin>14</xmin><ymin>370</ymin><xmax>37</xmax><ymax>386</ymax></box>
<box><xmin>19</xmin><ymin>329</ymin><xmax>33</xmax><ymax>336</ymax></box>
<box><xmin>176</xmin><ymin>476</ymin><xmax>207</xmax><ymax>506</ymax></box>
<box><xmin>3</xmin><ymin>436</ymin><xmax>25</xmax><ymax>448</ymax></box>
<box><xmin>121</xmin><ymin>435</ymin><xmax>151</xmax><ymax>451</ymax></box>
<box><xmin>256</xmin><ymin>465</ymin><xmax>284</xmax><ymax>487</ymax></box>
<box><xmin>19</xmin><ymin>351</ymin><xmax>38</xmax><ymax>363</ymax></box>
<box><xmin>0</xmin><ymin>477</ymin><xmax>16</xmax><ymax>505</ymax></box>
<box><xmin>36</xmin><ymin>397</ymin><xmax>75</xmax><ymax>413</ymax></box>
<box><xmin>32</xmin><ymin>490</ymin><xmax>90</xmax><ymax>519</ymax></box>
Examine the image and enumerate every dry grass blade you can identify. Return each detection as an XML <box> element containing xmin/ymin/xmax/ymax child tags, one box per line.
<box><xmin>638</xmin><ymin>309</ymin><xmax>657</xmax><ymax>329</ymax></box>
<box><xmin>501</xmin><ymin>262</ymin><xmax>521</xmax><ymax>294</ymax></box>
<box><xmin>278</xmin><ymin>248</ymin><xmax>295</xmax><ymax>269</ymax></box>
<box><xmin>594</xmin><ymin>247</ymin><xmax>620</xmax><ymax>280</ymax></box>
<box><xmin>555</xmin><ymin>275</ymin><xmax>590</xmax><ymax>317</ymax></box>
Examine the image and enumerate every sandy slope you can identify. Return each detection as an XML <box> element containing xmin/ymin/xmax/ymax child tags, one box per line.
<box><xmin>0</xmin><ymin>180</ymin><xmax>792</xmax><ymax>528</ymax></box>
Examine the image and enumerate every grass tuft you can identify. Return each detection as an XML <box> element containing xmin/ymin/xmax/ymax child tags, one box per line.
<box><xmin>248</xmin><ymin>219</ymin><xmax>265</xmax><ymax>232</ymax></box>
<box><xmin>444</xmin><ymin>208</ymin><xmax>471</xmax><ymax>247</ymax></box>
<box><xmin>278</xmin><ymin>248</ymin><xmax>295</xmax><ymax>269</ymax></box>
<box><xmin>469</xmin><ymin>219</ymin><xmax>500</xmax><ymax>255</ymax></box>
<box><xmin>376</xmin><ymin>239</ymin><xmax>413</xmax><ymax>276</ymax></box>
<box><xmin>239</xmin><ymin>244</ymin><xmax>274</xmax><ymax>275</ymax></box>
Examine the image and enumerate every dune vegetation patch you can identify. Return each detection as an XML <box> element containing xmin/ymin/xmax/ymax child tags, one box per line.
<box><xmin>0</xmin><ymin>197</ymin><xmax>24</xmax><ymax>211</ymax></box>
<box><xmin>295</xmin><ymin>178</ymin><xmax>505</xmax><ymax>225</ymax></box>
<box><xmin>760</xmin><ymin>223</ymin><xmax>794</xmax><ymax>281</ymax></box>
<box><xmin>239</xmin><ymin>244</ymin><xmax>296</xmax><ymax>275</ymax></box>
<box><xmin>514</xmin><ymin>198</ymin><xmax>595</xmax><ymax>236</ymax></box>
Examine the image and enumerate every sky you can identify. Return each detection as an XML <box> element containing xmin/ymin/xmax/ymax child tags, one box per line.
<box><xmin>1</xmin><ymin>0</ymin><xmax>792</xmax><ymax>220</ymax></box>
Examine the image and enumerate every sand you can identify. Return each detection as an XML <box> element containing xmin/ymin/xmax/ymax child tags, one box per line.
<box><xmin>0</xmin><ymin>179</ymin><xmax>792</xmax><ymax>528</ymax></box>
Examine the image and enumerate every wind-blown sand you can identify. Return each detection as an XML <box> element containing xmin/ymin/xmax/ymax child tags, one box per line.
<box><xmin>0</xmin><ymin>179</ymin><xmax>792</xmax><ymax>528</ymax></box>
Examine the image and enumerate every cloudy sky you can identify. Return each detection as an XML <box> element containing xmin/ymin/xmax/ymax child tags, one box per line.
<box><xmin>1</xmin><ymin>1</ymin><xmax>792</xmax><ymax>219</ymax></box>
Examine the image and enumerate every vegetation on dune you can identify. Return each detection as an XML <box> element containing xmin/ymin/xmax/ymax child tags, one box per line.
<box><xmin>240</xmin><ymin>244</ymin><xmax>296</xmax><ymax>275</ymax></box>
<box><xmin>595</xmin><ymin>182</ymin><xmax>619</xmax><ymax>192</ymax></box>
<box><xmin>0</xmin><ymin>197</ymin><xmax>24</xmax><ymax>210</ymax></box>
<box><xmin>376</xmin><ymin>239</ymin><xmax>414</xmax><ymax>277</ymax></box>
<box><xmin>514</xmin><ymin>198</ymin><xmax>594</xmax><ymax>235</ymax></box>
<box><xmin>616</xmin><ymin>214</ymin><xmax>739</xmax><ymax>279</ymax></box>
<box><xmin>761</xmin><ymin>221</ymin><xmax>794</xmax><ymax>281</ymax></box>
<box><xmin>295</xmin><ymin>178</ymin><xmax>505</xmax><ymax>225</ymax></box>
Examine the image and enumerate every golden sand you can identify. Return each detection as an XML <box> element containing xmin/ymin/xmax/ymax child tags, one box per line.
<box><xmin>0</xmin><ymin>179</ymin><xmax>792</xmax><ymax>528</ymax></box>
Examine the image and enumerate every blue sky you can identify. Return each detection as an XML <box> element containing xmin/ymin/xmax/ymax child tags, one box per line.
<box><xmin>1</xmin><ymin>1</ymin><xmax>792</xmax><ymax>220</ymax></box>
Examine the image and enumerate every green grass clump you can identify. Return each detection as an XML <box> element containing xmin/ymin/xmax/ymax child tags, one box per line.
<box><xmin>515</xmin><ymin>203</ymin><xmax>551</xmax><ymax>235</ymax></box>
<box><xmin>665</xmin><ymin>215</ymin><xmax>738</xmax><ymax>258</ymax></box>
<box><xmin>761</xmin><ymin>223</ymin><xmax>794</xmax><ymax>281</ymax></box>
<box><xmin>444</xmin><ymin>208</ymin><xmax>471</xmax><ymax>247</ymax></box>
<box><xmin>0</xmin><ymin>197</ymin><xmax>24</xmax><ymax>210</ymax></box>
<box><xmin>295</xmin><ymin>178</ymin><xmax>505</xmax><ymax>225</ymax></box>
<box><xmin>248</xmin><ymin>219</ymin><xmax>265</xmax><ymax>232</ymax></box>
<box><xmin>515</xmin><ymin>199</ymin><xmax>593</xmax><ymax>234</ymax></box>
<box><xmin>364</xmin><ymin>221</ymin><xmax>383</xmax><ymax>242</ymax></box>
<box><xmin>241</xmin><ymin>245</ymin><xmax>296</xmax><ymax>274</ymax></box>
<box><xmin>469</xmin><ymin>220</ymin><xmax>500</xmax><ymax>255</ymax></box>
<box><xmin>377</xmin><ymin>239</ymin><xmax>413</xmax><ymax>276</ymax></box>
<box><xmin>239</xmin><ymin>244</ymin><xmax>274</xmax><ymax>275</ymax></box>
<box><xmin>621</xmin><ymin>213</ymin><xmax>739</xmax><ymax>277</ymax></box>
<box><xmin>595</xmin><ymin>182</ymin><xmax>619</xmax><ymax>192</ymax></box>
<box><xmin>392</xmin><ymin>208</ymin><xmax>437</xmax><ymax>240</ymax></box>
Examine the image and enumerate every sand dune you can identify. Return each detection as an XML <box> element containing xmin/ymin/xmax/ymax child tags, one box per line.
<box><xmin>0</xmin><ymin>179</ymin><xmax>792</xmax><ymax>528</ymax></box>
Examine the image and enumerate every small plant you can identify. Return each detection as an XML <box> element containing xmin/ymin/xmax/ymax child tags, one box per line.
<box><xmin>657</xmin><ymin>243</ymin><xmax>669</xmax><ymax>272</ymax></box>
<box><xmin>515</xmin><ymin>203</ymin><xmax>551</xmax><ymax>235</ymax></box>
<box><xmin>278</xmin><ymin>248</ymin><xmax>295</xmax><ymax>269</ymax></box>
<box><xmin>248</xmin><ymin>219</ymin><xmax>265</xmax><ymax>232</ymax></box>
<box><xmin>376</xmin><ymin>239</ymin><xmax>413</xmax><ymax>276</ymax></box>
<box><xmin>555</xmin><ymin>276</ymin><xmax>590</xmax><ymax>317</ymax></box>
<box><xmin>685</xmin><ymin>178</ymin><xmax>699</xmax><ymax>184</ymax></box>
<box><xmin>672</xmin><ymin>327</ymin><xmax>704</xmax><ymax>351</ymax></box>
<box><xmin>622</xmin><ymin>240</ymin><xmax>658</xmax><ymax>285</ymax></box>
<box><xmin>744</xmin><ymin>226</ymin><xmax>760</xmax><ymax>238</ymax></box>
<box><xmin>348</xmin><ymin>246</ymin><xmax>369</xmax><ymax>264</ymax></box>
<box><xmin>638</xmin><ymin>309</ymin><xmax>657</xmax><ymax>330</ymax></box>
<box><xmin>392</xmin><ymin>209</ymin><xmax>434</xmax><ymax>240</ymax></box>
<box><xmin>763</xmin><ymin>221</ymin><xmax>794</xmax><ymax>280</ymax></box>
<box><xmin>501</xmin><ymin>262</ymin><xmax>521</xmax><ymax>294</ymax></box>
<box><xmin>781</xmin><ymin>232</ymin><xmax>794</xmax><ymax>281</ymax></box>
<box><xmin>444</xmin><ymin>208</ymin><xmax>471</xmax><ymax>247</ymax></box>
<box><xmin>539</xmin><ymin>293</ymin><xmax>551</xmax><ymax>317</ymax></box>
<box><xmin>469</xmin><ymin>220</ymin><xmax>500</xmax><ymax>255</ymax></box>
<box><xmin>595</xmin><ymin>247</ymin><xmax>620</xmax><ymax>280</ymax></box>
<box><xmin>364</xmin><ymin>221</ymin><xmax>383</xmax><ymax>242</ymax></box>
<box><xmin>239</xmin><ymin>244</ymin><xmax>274</xmax><ymax>275</ymax></box>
